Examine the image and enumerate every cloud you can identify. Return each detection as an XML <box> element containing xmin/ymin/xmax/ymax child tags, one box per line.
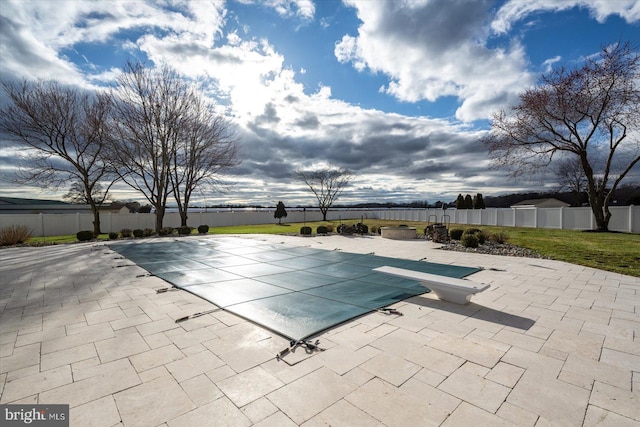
<box><xmin>491</xmin><ymin>0</ymin><xmax>640</xmax><ymax>35</ymax></box>
<box><xmin>542</xmin><ymin>55</ymin><xmax>562</xmax><ymax>73</ymax></box>
<box><xmin>3</xmin><ymin>0</ymin><xmax>631</xmax><ymax>206</ymax></box>
<box><xmin>0</xmin><ymin>13</ymin><xmax>82</xmax><ymax>83</ymax></box>
<box><xmin>334</xmin><ymin>0</ymin><xmax>534</xmax><ymax>122</ymax></box>
<box><xmin>0</xmin><ymin>0</ymin><xmax>226</xmax><ymax>85</ymax></box>
<box><xmin>235</xmin><ymin>0</ymin><xmax>315</xmax><ymax>21</ymax></box>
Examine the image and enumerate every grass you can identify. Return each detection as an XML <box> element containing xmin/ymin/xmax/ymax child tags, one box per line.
<box><xmin>19</xmin><ymin>219</ymin><xmax>640</xmax><ymax>277</ymax></box>
<box><xmin>451</xmin><ymin>224</ymin><xmax>640</xmax><ymax>277</ymax></box>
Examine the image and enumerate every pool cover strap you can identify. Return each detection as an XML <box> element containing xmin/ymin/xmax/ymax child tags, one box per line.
<box><xmin>277</xmin><ymin>339</ymin><xmax>325</xmax><ymax>361</ymax></box>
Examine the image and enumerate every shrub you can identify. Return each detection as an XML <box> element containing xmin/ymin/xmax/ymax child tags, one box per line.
<box><xmin>464</xmin><ymin>228</ymin><xmax>486</xmax><ymax>244</ymax></box>
<box><xmin>120</xmin><ymin>228</ymin><xmax>132</xmax><ymax>238</ymax></box>
<box><xmin>370</xmin><ymin>226</ymin><xmax>378</xmax><ymax>234</ymax></box>
<box><xmin>490</xmin><ymin>231</ymin><xmax>509</xmax><ymax>244</ymax></box>
<box><xmin>198</xmin><ymin>225</ymin><xmax>209</xmax><ymax>234</ymax></box>
<box><xmin>461</xmin><ymin>233</ymin><xmax>479</xmax><ymax>248</ymax></box>
<box><xmin>0</xmin><ymin>225</ymin><xmax>32</xmax><ymax>246</ymax></box>
<box><xmin>133</xmin><ymin>229</ymin><xmax>144</xmax><ymax>238</ymax></box>
<box><xmin>300</xmin><ymin>226</ymin><xmax>312</xmax><ymax>235</ymax></box>
<box><xmin>144</xmin><ymin>228</ymin><xmax>155</xmax><ymax>237</ymax></box>
<box><xmin>359</xmin><ymin>224</ymin><xmax>369</xmax><ymax>234</ymax></box>
<box><xmin>476</xmin><ymin>231</ymin><xmax>486</xmax><ymax>245</ymax></box>
<box><xmin>177</xmin><ymin>226</ymin><xmax>192</xmax><ymax>235</ymax></box>
<box><xmin>317</xmin><ymin>225</ymin><xmax>328</xmax><ymax>234</ymax></box>
<box><xmin>76</xmin><ymin>230</ymin><xmax>94</xmax><ymax>242</ymax></box>
<box><xmin>450</xmin><ymin>228</ymin><xmax>464</xmax><ymax>240</ymax></box>
<box><xmin>108</xmin><ymin>232</ymin><xmax>119</xmax><ymax>240</ymax></box>
<box><xmin>159</xmin><ymin>227</ymin><xmax>174</xmax><ymax>236</ymax></box>
<box><xmin>325</xmin><ymin>224</ymin><xmax>334</xmax><ymax>233</ymax></box>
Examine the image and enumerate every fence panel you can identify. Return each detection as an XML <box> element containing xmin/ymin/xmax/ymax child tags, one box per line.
<box><xmin>562</xmin><ymin>207</ymin><xmax>592</xmax><ymax>230</ymax></box>
<box><xmin>537</xmin><ymin>208</ymin><xmax>562</xmax><ymax>229</ymax></box>
<box><xmin>514</xmin><ymin>209</ymin><xmax>535</xmax><ymax>228</ymax></box>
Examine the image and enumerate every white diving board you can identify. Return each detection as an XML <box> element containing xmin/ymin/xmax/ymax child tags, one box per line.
<box><xmin>373</xmin><ymin>266</ymin><xmax>489</xmax><ymax>305</ymax></box>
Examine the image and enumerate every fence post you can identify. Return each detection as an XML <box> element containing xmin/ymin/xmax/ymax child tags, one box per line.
<box><xmin>630</xmin><ymin>205</ymin><xmax>635</xmax><ymax>233</ymax></box>
<box><xmin>559</xmin><ymin>207</ymin><xmax>564</xmax><ymax>230</ymax></box>
<box><xmin>76</xmin><ymin>212</ymin><xmax>81</xmax><ymax>233</ymax></box>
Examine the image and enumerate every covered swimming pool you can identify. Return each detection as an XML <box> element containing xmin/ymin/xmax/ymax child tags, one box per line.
<box><xmin>111</xmin><ymin>237</ymin><xmax>480</xmax><ymax>342</ymax></box>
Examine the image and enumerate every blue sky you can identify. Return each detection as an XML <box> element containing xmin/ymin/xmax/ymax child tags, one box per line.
<box><xmin>1</xmin><ymin>0</ymin><xmax>639</xmax><ymax>206</ymax></box>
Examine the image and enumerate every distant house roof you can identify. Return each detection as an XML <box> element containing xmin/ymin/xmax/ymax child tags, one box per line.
<box><xmin>511</xmin><ymin>198</ymin><xmax>570</xmax><ymax>208</ymax></box>
<box><xmin>0</xmin><ymin>197</ymin><xmax>90</xmax><ymax>214</ymax></box>
<box><xmin>98</xmin><ymin>203</ymin><xmax>131</xmax><ymax>214</ymax></box>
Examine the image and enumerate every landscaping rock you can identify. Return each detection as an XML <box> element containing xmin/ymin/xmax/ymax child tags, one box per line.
<box><xmin>439</xmin><ymin>240</ymin><xmax>547</xmax><ymax>258</ymax></box>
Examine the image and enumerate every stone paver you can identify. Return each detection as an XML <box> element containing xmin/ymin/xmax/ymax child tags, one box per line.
<box><xmin>69</xmin><ymin>396</ymin><xmax>121</xmax><ymax>427</ymax></box>
<box><xmin>443</xmin><ymin>402</ymin><xmax>516</xmax><ymax>426</ymax></box>
<box><xmin>1</xmin><ymin>365</ymin><xmax>72</xmax><ymax>403</ymax></box>
<box><xmin>267</xmin><ymin>367</ymin><xmax>357</xmax><ymax>425</ymax></box>
<box><xmin>114</xmin><ymin>376</ymin><xmax>195</xmax><ymax>427</ymax></box>
<box><xmin>218</xmin><ymin>365</ymin><xmax>285</xmax><ymax>408</ymax></box>
<box><xmin>589</xmin><ymin>381</ymin><xmax>640</xmax><ymax>421</ymax></box>
<box><xmin>359</xmin><ymin>353</ymin><xmax>421</xmax><ymax>386</ymax></box>
<box><xmin>438</xmin><ymin>362</ymin><xmax>510</xmax><ymax>413</ymax></box>
<box><xmin>508</xmin><ymin>370</ymin><xmax>591</xmax><ymax>425</ymax></box>
<box><xmin>346</xmin><ymin>378</ymin><xmax>450</xmax><ymax>426</ymax></box>
<box><xmin>1</xmin><ymin>235</ymin><xmax>638</xmax><ymax>426</ymax></box>
<box><xmin>38</xmin><ymin>358</ymin><xmax>141</xmax><ymax>408</ymax></box>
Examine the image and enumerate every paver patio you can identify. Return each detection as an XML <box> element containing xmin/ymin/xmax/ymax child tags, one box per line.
<box><xmin>1</xmin><ymin>234</ymin><xmax>638</xmax><ymax>426</ymax></box>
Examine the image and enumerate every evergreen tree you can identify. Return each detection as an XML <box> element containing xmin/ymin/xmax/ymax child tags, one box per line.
<box><xmin>464</xmin><ymin>194</ymin><xmax>473</xmax><ymax>209</ymax></box>
<box><xmin>473</xmin><ymin>193</ymin><xmax>485</xmax><ymax>209</ymax></box>
<box><xmin>455</xmin><ymin>194</ymin><xmax>465</xmax><ymax>209</ymax></box>
<box><xmin>274</xmin><ymin>201</ymin><xmax>287</xmax><ymax>224</ymax></box>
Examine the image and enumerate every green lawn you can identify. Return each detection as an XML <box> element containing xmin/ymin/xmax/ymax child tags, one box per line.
<box><xmin>22</xmin><ymin>219</ymin><xmax>640</xmax><ymax>277</ymax></box>
<box><xmin>451</xmin><ymin>224</ymin><xmax>640</xmax><ymax>277</ymax></box>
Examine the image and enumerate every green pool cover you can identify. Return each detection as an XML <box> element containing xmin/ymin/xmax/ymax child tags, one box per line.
<box><xmin>111</xmin><ymin>237</ymin><xmax>479</xmax><ymax>341</ymax></box>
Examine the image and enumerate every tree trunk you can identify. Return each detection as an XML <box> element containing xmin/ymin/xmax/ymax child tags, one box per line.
<box><xmin>180</xmin><ymin>211</ymin><xmax>188</xmax><ymax>227</ymax></box>
<box><xmin>91</xmin><ymin>206</ymin><xmax>101</xmax><ymax>237</ymax></box>
<box><xmin>587</xmin><ymin>191</ymin><xmax>609</xmax><ymax>231</ymax></box>
<box><xmin>582</xmin><ymin>155</ymin><xmax>610</xmax><ymax>231</ymax></box>
<box><xmin>321</xmin><ymin>208</ymin><xmax>328</xmax><ymax>221</ymax></box>
<box><xmin>155</xmin><ymin>206</ymin><xmax>165</xmax><ymax>233</ymax></box>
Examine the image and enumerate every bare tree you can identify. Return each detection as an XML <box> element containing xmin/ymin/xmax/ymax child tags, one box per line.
<box><xmin>295</xmin><ymin>166</ymin><xmax>353</xmax><ymax>221</ymax></box>
<box><xmin>555</xmin><ymin>157</ymin><xmax>588</xmax><ymax>206</ymax></box>
<box><xmin>107</xmin><ymin>62</ymin><xmax>193</xmax><ymax>233</ymax></box>
<box><xmin>170</xmin><ymin>93</ymin><xmax>238</xmax><ymax>227</ymax></box>
<box><xmin>0</xmin><ymin>80</ymin><xmax>116</xmax><ymax>236</ymax></box>
<box><xmin>482</xmin><ymin>42</ymin><xmax>640</xmax><ymax>231</ymax></box>
<box><xmin>64</xmin><ymin>181</ymin><xmax>111</xmax><ymax>205</ymax></box>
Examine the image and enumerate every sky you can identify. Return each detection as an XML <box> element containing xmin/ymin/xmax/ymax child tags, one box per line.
<box><xmin>0</xmin><ymin>0</ymin><xmax>639</xmax><ymax>207</ymax></box>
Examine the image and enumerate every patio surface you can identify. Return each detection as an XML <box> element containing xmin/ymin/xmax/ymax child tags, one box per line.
<box><xmin>1</xmin><ymin>234</ymin><xmax>638</xmax><ymax>426</ymax></box>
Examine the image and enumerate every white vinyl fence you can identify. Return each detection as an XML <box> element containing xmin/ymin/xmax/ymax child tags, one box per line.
<box><xmin>0</xmin><ymin>209</ymin><xmax>369</xmax><ymax>237</ymax></box>
<box><xmin>373</xmin><ymin>206</ymin><xmax>639</xmax><ymax>234</ymax></box>
<box><xmin>0</xmin><ymin>206</ymin><xmax>638</xmax><ymax>237</ymax></box>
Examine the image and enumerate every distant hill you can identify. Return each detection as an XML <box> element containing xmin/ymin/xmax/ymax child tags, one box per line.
<box><xmin>0</xmin><ymin>196</ymin><xmax>71</xmax><ymax>206</ymax></box>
